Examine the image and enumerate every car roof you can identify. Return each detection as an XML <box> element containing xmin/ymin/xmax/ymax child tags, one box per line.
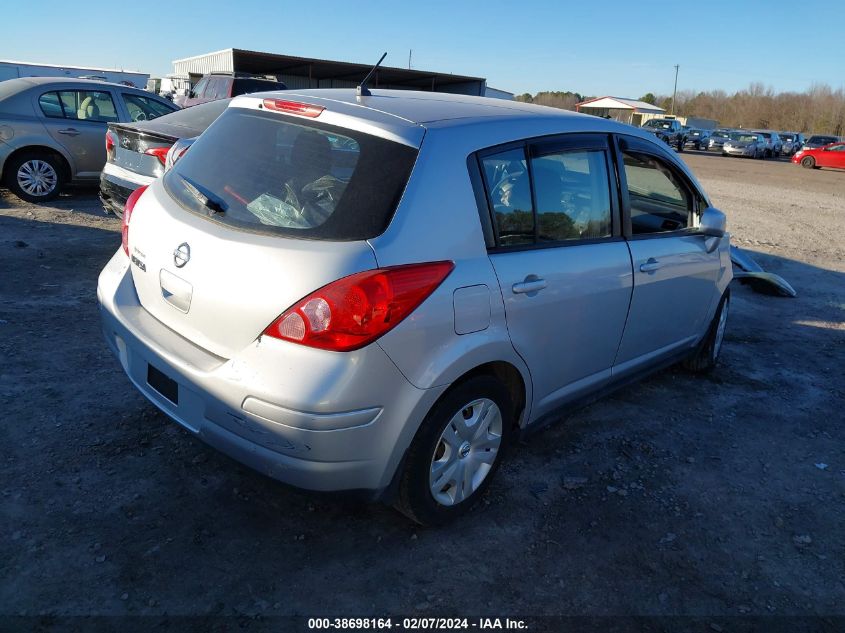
<box><xmin>3</xmin><ymin>76</ymin><xmax>149</xmax><ymax>91</ymax></box>
<box><xmin>243</xmin><ymin>88</ymin><xmax>620</xmax><ymax>128</ymax></box>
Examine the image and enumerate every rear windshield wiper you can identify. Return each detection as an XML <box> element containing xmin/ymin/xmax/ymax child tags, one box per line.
<box><xmin>177</xmin><ymin>174</ymin><xmax>228</xmax><ymax>214</ymax></box>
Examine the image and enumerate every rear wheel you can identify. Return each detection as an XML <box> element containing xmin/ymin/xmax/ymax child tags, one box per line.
<box><xmin>5</xmin><ymin>151</ymin><xmax>65</xmax><ymax>203</ymax></box>
<box><xmin>801</xmin><ymin>156</ymin><xmax>816</xmax><ymax>169</ymax></box>
<box><xmin>684</xmin><ymin>291</ymin><xmax>729</xmax><ymax>373</ymax></box>
<box><xmin>395</xmin><ymin>375</ymin><xmax>513</xmax><ymax>526</ymax></box>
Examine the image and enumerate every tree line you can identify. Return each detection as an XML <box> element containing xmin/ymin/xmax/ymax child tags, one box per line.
<box><xmin>516</xmin><ymin>84</ymin><xmax>845</xmax><ymax>135</ymax></box>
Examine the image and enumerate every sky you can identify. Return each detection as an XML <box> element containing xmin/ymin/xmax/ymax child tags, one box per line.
<box><xmin>2</xmin><ymin>0</ymin><xmax>844</xmax><ymax>98</ymax></box>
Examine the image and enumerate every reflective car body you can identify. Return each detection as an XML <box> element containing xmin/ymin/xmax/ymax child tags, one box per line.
<box><xmin>752</xmin><ymin>130</ymin><xmax>783</xmax><ymax>157</ymax></box>
<box><xmin>723</xmin><ymin>131</ymin><xmax>767</xmax><ymax>158</ymax></box>
<box><xmin>685</xmin><ymin>128</ymin><xmax>711</xmax><ymax>150</ymax></box>
<box><xmin>778</xmin><ymin>132</ymin><xmax>803</xmax><ymax>156</ymax></box>
<box><xmin>792</xmin><ymin>141</ymin><xmax>845</xmax><ymax>170</ymax></box>
<box><xmin>0</xmin><ymin>77</ymin><xmax>177</xmax><ymax>201</ymax></box>
<box><xmin>802</xmin><ymin>135</ymin><xmax>840</xmax><ymax>150</ymax></box>
<box><xmin>707</xmin><ymin>129</ymin><xmax>733</xmax><ymax>151</ymax></box>
<box><xmin>98</xmin><ymin>90</ymin><xmax>731</xmax><ymax>516</ymax></box>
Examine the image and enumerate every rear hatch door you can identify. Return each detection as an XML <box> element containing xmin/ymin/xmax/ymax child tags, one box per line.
<box><xmin>126</xmin><ymin>99</ymin><xmax>419</xmax><ymax>359</ymax></box>
<box><xmin>128</xmin><ymin>182</ymin><xmax>377</xmax><ymax>359</ymax></box>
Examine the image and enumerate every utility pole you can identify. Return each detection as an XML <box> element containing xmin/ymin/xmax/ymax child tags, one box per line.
<box><xmin>671</xmin><ymin>64</ymin><xmax>679</xmax><ymax>115</ymax></box>
<box><xmin>408</xmin><ymin>50</ymin><xmax>412</xmax><ymax>70</ymax></box>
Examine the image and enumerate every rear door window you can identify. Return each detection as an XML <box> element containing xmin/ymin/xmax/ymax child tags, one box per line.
<box><xmin>532</xmin><ymin>150</ymin><xmax>612</xmax><ymax>242</ymax></box>
<box><xmin>39</xmin><ymin>90</ymin><xmax>118</xmax><ymax>122</ymax></box>
<box><xmin>163</xmin><ymin>106</ymin><xmax>418</xmax><ymax>241</ymax></box>
<box><xmin>478</xmin><ymin>136</ymin><xmax>615</xmax><ymax>248</ymax></box>
<box><xmin>189</xmin><ymin>79</ymin><xmax>208</xmax><ymax>99</ymax></box>
<box><xmin>204</xmin><ymin>77</ymin><xmax>230</xmax><ymax>100</ymax></box>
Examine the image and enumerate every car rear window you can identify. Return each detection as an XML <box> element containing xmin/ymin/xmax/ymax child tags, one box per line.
<box><xmin>163</xmin><ymin>106</ymin><xmax>418</xmax><ymax>241</ymax></box>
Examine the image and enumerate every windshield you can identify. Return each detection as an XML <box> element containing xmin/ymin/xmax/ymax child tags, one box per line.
<box><xmin>644</xmin><ymin>120</ymin><xmax>672</xmax><ymax>129</ymax></box>
<box><xmin>781</xmin><ymin>134</ymin><xmax>795</xmax><ymax>142</ymax></box>
<box><xmin>712</xmin><ymin>131</ymin><xmax>730</xmax><ymax>139</ymax></box>
<box><xmin>809</xmin><ymin>136</ymin><xmax>836</xmax><ymax>144</ymax></box>
<box><xmin>163</xmin><ymin>106</ymin><xmax>418</xmax><ymax>241</ymax></box>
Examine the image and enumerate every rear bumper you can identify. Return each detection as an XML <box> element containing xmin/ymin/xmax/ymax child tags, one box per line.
<box><xmin>99</xmin><ymin>165</ymin><xmax>154</xmax><ymax>217</ymax></box>
<box><xmin>96</xmin><ymin>250</ymin><xmax>445</xmax><ymax>496</ymax></box>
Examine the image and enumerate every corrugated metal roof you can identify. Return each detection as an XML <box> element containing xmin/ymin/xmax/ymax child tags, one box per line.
<box><xmin>577</xmin><ymin>96</ymin><xmax>665</xmax><ymax>113</ymax></box>
<box><xmin>171</xmin><ymin>49</ymin><xmax>487</xmax><ymax>94</ymax></box>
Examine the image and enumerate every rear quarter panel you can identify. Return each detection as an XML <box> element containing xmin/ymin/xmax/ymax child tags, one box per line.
<box><xmin>370</xmin><ymin>124</ymin><xmax>537</xmax><ymax>420</ymax></box>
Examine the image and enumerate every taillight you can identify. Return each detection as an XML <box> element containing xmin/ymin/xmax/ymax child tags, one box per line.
<box><xmin>164</xmin><ymin>139</ymin><xmax>192</xmax><ymax>171</ymax></box>
<box><xmin>262</xmin><ymin>262</ymin><xmax>454</xmax><ymax>352</ymax></box>
<box><xmin>105</xmin><ymin>130</ymin><xmax>115</xmax><ymax>157</ymax></box>
<box><xmin>122</xmin><ymin>185</ymin><xmax>148</xmax><ymax>256</ymax></box>
<box><xmin>262</xmin><ymin>99</ymin><xmax>324</xmax><ymax>118</ymax></box>
<box><xmin>144</xmin><ymin>146</ymin><xmax>170</xmax><ymax>166</ymax></box>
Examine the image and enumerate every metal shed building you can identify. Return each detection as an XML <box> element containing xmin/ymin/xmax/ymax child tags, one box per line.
<box><xmin>575</xmin><ymin>96</ymin><xmax>665</xmax><ymax>126</ymax></box>
<box><xmin>172</xmin><ymin>48</ymin><xmax>488</xmax><ymax>96</ymax></box>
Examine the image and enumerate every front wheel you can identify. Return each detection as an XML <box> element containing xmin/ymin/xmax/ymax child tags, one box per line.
<box><xmin>801</xmin><ymin>156</ymin><xmax>816</xmax><ymax>169</ymax></box>
<box><xmin>5</xmin><ymin>152</ymin><xmax>65</xmax><ymax>203</ymax></box>
<box><xmin>676</xmin><ymin>139</ymin><xmax>684</xmax><ymax>152</ymax></box>
<box><xmin>395</xmin><ymin>375</ymin><xmax>514</xmax><ymax>525</ymax></box>
<box><xmin>684</xmin><ymin>291</ymin><xmax>729</xmax><ymax>373</ymax></box>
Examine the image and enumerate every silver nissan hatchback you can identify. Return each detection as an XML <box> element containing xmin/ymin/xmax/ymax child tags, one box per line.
<box><xmin>97</xmin><ymin>90</ymin><xmax>732</xmax><ymax>525</ymax></box>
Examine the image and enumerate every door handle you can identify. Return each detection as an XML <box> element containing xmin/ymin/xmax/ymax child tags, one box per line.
<box><xmin>512</xmin><ymin>278</ymin><xmax>547</xmax><ymax>294</ymax></box>
<box><xmin>57</xmin><ymin>128</ymin><xmax>80</xmax><ymax>136</ymax></box>
<box><xmin>639</xmin><ymin>259</ymin><xmax>663</xmax><ymax>273</ymax></box>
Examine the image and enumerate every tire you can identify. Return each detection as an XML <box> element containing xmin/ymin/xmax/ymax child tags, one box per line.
<box><xmin>801</xmin><ymin>156</ymin><xmax>816</xmax><ymax>169</ymax></box>
<box><xmin>395</xmin><ymin>375</ymin><xmax>514</xmax><ymax>526</ymax></box>
<box><xmin>676</xmin><ymin>138</ymin><xmax>684</xmax><ymax>152</ymax></box>
<box><xmin>684</xmin><ymin>291</ymin><xmax>730</xmax><ymax>373</ymax></box>
<box><xmin>4</xmin><ymin>151</ymin><xmax>65</xmax><ymax>203</ymax></box>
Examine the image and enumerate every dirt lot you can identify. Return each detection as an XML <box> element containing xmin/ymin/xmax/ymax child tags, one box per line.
<box><xmin>1</xmin><ymin>153</ymin><xmax>844</xmax><ymax>629</ymax></box>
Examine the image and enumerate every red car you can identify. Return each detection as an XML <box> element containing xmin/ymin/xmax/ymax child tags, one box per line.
<box><xmin>792</xmin><ymin>141</ymin><xmax>845</xmax><ymax>170</ymax></box>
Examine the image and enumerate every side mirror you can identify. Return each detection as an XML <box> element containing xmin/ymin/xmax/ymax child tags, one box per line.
<box><xmin>700</xmin><ymin>207</ymin><xmax>726</xmax><ymax>238</ymax></box>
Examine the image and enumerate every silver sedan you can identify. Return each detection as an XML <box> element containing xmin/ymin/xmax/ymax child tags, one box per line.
<box><xmin>98</xmin><ymin>90</ymin><xmax>732</xmax><ymax>524</ymax></box>
<box><xmin>722</xmin><ymin>132</ymin><xmax>767</xmax><ymax>158</ymax></box>
<box><xmin>0</xmin><ymin>77</ymin><xmax>177</xmax><ymax>202</ymax></box>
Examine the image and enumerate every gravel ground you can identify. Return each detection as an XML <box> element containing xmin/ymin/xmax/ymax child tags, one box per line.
<box><xmin>1</xmin><ymin>154</ymin><xmax>843</xmax><ymax>630</ymax></box>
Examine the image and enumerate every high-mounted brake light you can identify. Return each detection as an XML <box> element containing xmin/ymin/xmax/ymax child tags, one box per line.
<box><xmin>144</xmin><ymin>146</ymin><xmax>170</xmax><ymax>166</ymax></box>
<box><xmin>262</xmin><ymin>262</ymin><xmax>454</xmax><ymax>352</ymax></box>
<box><xmin>122</xmin><ymin>185</ymin><xmax>148</xmax><ymax>256</ymax></box>
<box><xmin>262</xmin><ymin>99</ymin><xmax>324</xmax><ymax>118</ymax></box>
